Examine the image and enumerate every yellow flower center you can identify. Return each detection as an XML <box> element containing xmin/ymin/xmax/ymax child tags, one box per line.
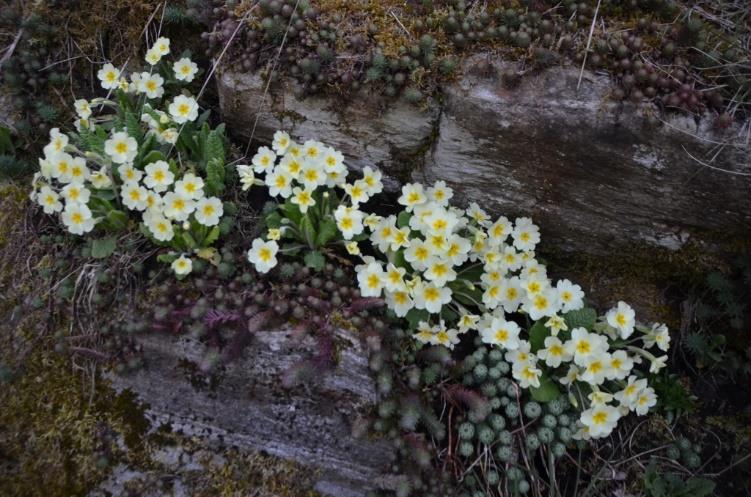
<box><xmin>495</xmin><ymin>329</ymin><xmax>509</xmax><ymax>342</ymax></box>
<box><xmin>522</xmin><ymin>366</ymin><xmax>537</xmax><ymax>380</ymax></box>
<box><xmin>297</xmin><ymin>191</ymin><xmax>311</xmax><ymax>204</ymax></box>
<box><xmin>592</xmin><ymin>411</ymin><xmax>608</xmax><ymax>425</ymax></box>
<box><xmin>432</xmin><ymin>218</ymin><xmax>447</xmax><ymax>231</ymax></box>
<box><xmin>115</xmin><ymin>142</ymin><xmax>128</xmax><ymax>154</ymax></box>
<box><xmin>424</xmin><ymin>287</ymin><xmax>440</xmax><ymax>302</ymax></box>
<box><xmin>178</xmin><ymin>104</ymin><xmax>190</xmax><ymax>116</ymax></box>
<box><xmin>533</xmin><ymin>295</ymin><xmax>549</xmax><ymax>310</ymax></box>
<box><xmin>366</xmin><ymin>273</ymin><xmax>380</xmax><ymax>289</ymax></box>
<box><xmin>71</xmin><ymin>212</ymin><xmax>83</xmax><ymax>224</ymax></box>
<box><xmin>576</xmin><ymin>340</ymin><xmax>591</xmax><ymax>354</ymax></box>
<box><xmin>259</xmin><ymin>247</ymin><xmax>272</xmax><ymax>262</ymax></box>
<box><xmin>588</xmin><ymin>361</ymin><xmax>603</xmax><ymax>374</ymax></box>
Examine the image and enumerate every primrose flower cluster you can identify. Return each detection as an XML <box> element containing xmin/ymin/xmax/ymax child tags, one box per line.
<box><xmin>29</xmin><ymin>37</ymin><xmax>230</xmax><ymax>275</ymax></box>
<box><xmin>245</xmin><ymin>132</ymin><xmax>671</xmax><ymax>441</ymax></box>
<box><xmin>244</xmin><ymin>130</ymin><xmax>361</xmax><ymax>271</ymax></box>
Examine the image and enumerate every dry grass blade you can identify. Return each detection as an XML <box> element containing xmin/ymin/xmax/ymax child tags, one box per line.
<box><xmin>577</xmin><ymin>0</ymin><xmax>602</xmax><ymax>92</ymax></box>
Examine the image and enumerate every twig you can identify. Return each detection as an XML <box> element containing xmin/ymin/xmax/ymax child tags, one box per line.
<box><xmin>244</xmin><ymin>0</ymin><xmax>302</xmax><ymax>158</ymax></box>
<box><xmin>682</xmin><ymin>145</ymin><xmax>751</xmax><ymax>176</ymax></box>
<box><xmin>389</xmin><ymin>10</ymin><xmax>413</xmax><ymax>40</ymax></box>
<box><xmin>0</xmin><ymin>28</ymin><xmax>23</xmax><ymax>68</ymax></box>
<box><xmin>577</xmin><ymin>0</ymin><xmax>602</xmax><ymax>92</ymax></box>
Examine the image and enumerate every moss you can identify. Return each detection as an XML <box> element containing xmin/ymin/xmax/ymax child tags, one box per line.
<box><xmin>0</xmin><ymin>348</ymin><xmax>149</xmax><ymax>497</ymax></box>
<box><xmin>190</xmin><ymin>448</ymin><xmax>322</xmax><ymax>497</ymax></box>
<box><xmin>540</xmin><ymin>231</ymin><xmax>749</xmax><ymax>326</ymax></box>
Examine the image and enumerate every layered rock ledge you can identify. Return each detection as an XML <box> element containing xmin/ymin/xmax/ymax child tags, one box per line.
<box><xmin>110</xmin><ymin>327</ymin><xmax>393</xmax><ymax>497</ymax></box>
<box><xmin>217</xmin><ymin>58</ymin><xmax>751</xmax><ymax>257</ymax></box>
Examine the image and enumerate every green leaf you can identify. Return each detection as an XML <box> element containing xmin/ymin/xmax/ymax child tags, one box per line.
<box><xmin>93</xmin><ymin>189</ymin><xmax>116</xmax><ymax>201</ymax></box>
<box><xmin>125</xmin><ymin>111</ymin><xmax>142</xmax><ymax>144</ymax></box>
<box><xmin>392</xmin><ymin>249</ymin><xmax>411</xmax><ymax>271</ymax></box>
<box><xmin>195</xmin><ymin>109</ymin><xmax>211</xmax><ymax>129</ymax></box>
<box><xmin>682</xmin><ymin>478</ymin><xmax>715</xmax><ymax>497</ymax></box>
<box><xmin>303</xmin><ymin>251</ymin><xmax>326</xmax><ymax>272</ymax></box>
<box><xmin>104</xmin><ymin>210</ymin><xmax>128</xmax><ymax>231</ymax></box>
<box><xmin>529</xmin><ymin>320</ymin><xmax>550</xmax><ymax>353</ymax></box>
<box><xmin>299</xmin><ymin>215</ymin><xmax>316</xmax><ymax>248</ymax></box>
<box><xmin>203</xmin><ymin>226</ymin><xmax>221</xmax><ymax>247</ymax></box>
<box><xmin>205</xmin><ymin>128</ymin><xmax>226</xmax><ymax>166</ymax></box>
<box><xmin>142</xmin><ymin>150</ymin><xmax>166</xmax><ymax>165</ymax></box>
<box><xmin>453</xmin><ymin>287</ymin><xmax>483</xmax><ymax>307</ymax></box>
<box><xmin>218</xmin><ymin>215</ymin><xmax>234</xmax><ymax>236</ymax></box>
<box><xmin>457</xmin><ymin>263</ymin><xmax>484</xmax><ymax>283</ymax></box>
<box><xmin>91</xmin><ymin>236</ymin><xmax>117</xmax><ymax>259</ymax></box>
<box><xmin>440</xmin><ymin>306</ymin><xmax>458</xmax><ymax>323</ymax></box>
<box><xmin>530</xmin><ymin>374</ymin><xmax>560</xmax><ymax>402</ymax></box>
<box><xmin>135</xmin><ymin>133</ymin><xmax>157</xmax><ymax>167</ymax></box>
<box><xmin>205</xmin><ymin>157</ymin><xmax>225</xmax><ymax>196</ymax></box>
<box><xmin>182</xmin><ymin>231</ymin><xmax>198</xmax><ymax>250</ymax></box>
<box><xmin>79</xmin><ymin>127</ymin><xmax>105</xmax><ymax>155</ymax></box>
<box><xmin>223</xmin><ymin>201</ymin><xmax>238</xmax><ymax>216</ymax></box>
<box><xmin>279</xmin><ymin>201</ymin><xmax>302</xmax><ymax>226</ymax></box>
<box><xmin>157</xmin><ymin>253</ymin><xmax>178</xmax><ymax>264</ymax></box>
<box><xmin>265</xmin><ymin>211</ymin><xmax>283</xmax><ymax>229</ymax></box>
<box><xmin>316</xmin><ymin>217</ymin><xmax>339</xmax><ymax>246</ymax></box>
<box><xmin>405</xmin><ymin>308</ymin><xmax>429</xmax><ymax>331</ymax></box>
<box><xmin>397</xmin><ymin>211</ymin><xmax>412</xmax><ymax>229</ymax></box>
<box><xmin>563</xmin><ymin>307</ymin><xmax>597</xmax><ymax>331</ymax></box>
<box><xmin>0</xmin><ymin>126</ymin><xmax>14</xmax><ymax>154</ymax></box>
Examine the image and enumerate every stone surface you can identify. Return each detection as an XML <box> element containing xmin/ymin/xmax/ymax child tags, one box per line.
<box><xmin>217</xmin><ymin>59</ymin><xmax>751</xmax><ymax>257</ymax></box>
<box><xmin>217</xmin><ymin>70</ymin><xmax>441</xmax><ymax>189</ymax></box>
<box><xmin>420</xmin><ymin>58</ymin><xmax>751</xmax><ymax>255</ymax></box>
<box><xmin>110</xmin><ymin>327</ymin><xmax>393</xmax><ymax>497</ymax></box>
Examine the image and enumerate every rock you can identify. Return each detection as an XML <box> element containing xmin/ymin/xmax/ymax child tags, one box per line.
<box><xmin>419</xmin><ymin>57</ymin><xmax>751</xmax><ymax>255</ymax></box>
<box><xmin>216</xmin><ymin>61</ymin><xmax>751</xmax><ymax>258</ymax></box>
<box><xmin>110</xmin><ymin>327</ymin><xmax>393</xmax><ymax>497</ymax></box>
<box><xmin>216</xmin><ymin>70</ymin><xmax>441</xmax><ymax>188</ymax></box>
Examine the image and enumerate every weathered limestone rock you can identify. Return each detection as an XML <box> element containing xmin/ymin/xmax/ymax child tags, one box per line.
<box><xmin>216</xmin><ymin>61</ymin><xmax>751</xmax><ymax>257</ymax></box>
<box><xmin>216</xmin><ymin>70</ymin><xmax>441</xmax><ymax>188</ymax></box>
<box><xmin>110</xmin><ymin>327</ymin><xmax>393</xmax><ymax>497</ymax></box>
<box><xmin>420</xmin><ymin>58</ymin><xmax>751</xmax><ymax>255</ymax></box>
